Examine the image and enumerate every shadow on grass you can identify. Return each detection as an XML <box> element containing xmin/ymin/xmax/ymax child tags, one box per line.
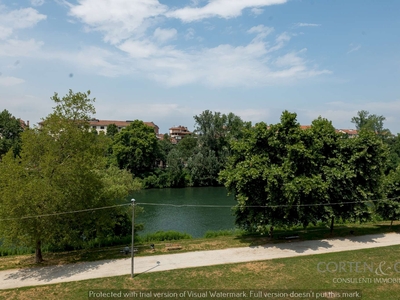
<box><xmin>3</xmin><ymin>258</ymin><xmax>120</xmax><ymax>283</ymax></box>
<box><xmin>133</xmin><ymin>262</ymin><xmax>160</xmax><ymax>278</ymax></box>
<box><xmin>234</xmin><ymin>225</ymin><xmax>398</xmax><ymax>254</ymax></box>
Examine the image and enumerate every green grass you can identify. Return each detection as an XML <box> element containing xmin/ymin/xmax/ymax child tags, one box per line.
<box><xmin>1</xmin><ymin>221</ymin><xmax>399</xmax><ymax>272</ymax></box>
<box><xmin>1</xmin><ymin>245</ymin><xmax>400</xmax><ymax>300</ymax></box>
<box><xmin>203</xmin><ymin>229</ymin><xmax>244</xmax><ymax>238</ymax></box>
<box><xmin>138</xmin><ymin>230</ymin><xmax>192</xmax><ymax>242</ymax></box>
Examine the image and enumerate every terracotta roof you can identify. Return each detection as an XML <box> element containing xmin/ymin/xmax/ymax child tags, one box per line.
<box><xmin>89</xmin><ymin>119</ymin><xmax>158</xmax><ymax>129</ymax></box>
<box><xmin>19</xmin><ymin>119</ymin><xmax>28</xmax><ymax>129</ymax></box>
<box><xmin>169</xmin><ymin>125</ymin><xmax>190</xmax><ymax>131</ymax></box>
<box><xmin>336</xmin><ymin>129</ymin><xmax>358</xmax><ymax>135</ymax></box>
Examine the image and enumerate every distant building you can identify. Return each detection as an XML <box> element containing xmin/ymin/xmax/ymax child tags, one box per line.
<box><xmin>157</xmin><ymin>133</ymin><xmax>177</xmax><ymax>144</ymax></box>
<box><xmin>88</xmin><ymin>119</ymin><xmax>159</xmax><ymax>135</ymax></box>
<box><xmin>169</xmin><ymin>125</ymin><xmax>191</xmax><ymax>142</ymax></box>
<box><xmin>19</xmin><ymin>119</ymin><xmax>29</xmax><ymax>129</ymax></box>
<box><xmin>335</xmin><ymin>129</ymin><xmax>358</xmax><ymax>138</ymax></box>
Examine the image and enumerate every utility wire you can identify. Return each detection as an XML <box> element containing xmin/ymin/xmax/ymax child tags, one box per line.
<box><xmin>0</xmin><ymin>196</ymin><xmax>399</xmax><ymax>222</ymax></box>
<box><xmin>137</xmin><ymin>196</ymin><xmax>400</xmax><ymax>208</ymax></box>
<box><xmin>0</xmin><ymin>203</ymin><xmax>131</xmax><ymax>221</ymax></box>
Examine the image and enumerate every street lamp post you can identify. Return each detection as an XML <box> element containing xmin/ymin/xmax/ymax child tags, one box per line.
<box><xmin>131</xmin><ymin>198</ymin><xmax>135</xmax><ymax>278</ymax></box>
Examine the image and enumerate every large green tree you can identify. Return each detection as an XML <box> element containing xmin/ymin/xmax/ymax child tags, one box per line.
<box><xmin>194</xmin><ymin>110</ymin><xmax>250</xmax><ymax>159</ymax></box>
<box><xmin>106</xmin><ymin>123</ymin><xmax>119</xmax><ymax>137</ymax></box>
<box><xmin>192</xmin><ymin>110</ymin><xmax>250</xmax><ymax>186</ymax></box>
<box><xmin>157</xmin><ymin>133</ymin><xmax>174</xmax><ymax>168</ymax></box>
<box><xmin>376</xmin><ymin>166</ymin><xmax>400</xmax><ymax>226</ymax></box>
<box><xmin>385</xmin><ymin>134</ymin><xmax>400</xmax><ymax>172</ymax></box>
<box><xmin>351</xmin><ymin>110</ymin><xmax>391</xmax><ymax>137</ymax></box>
<box><xmin>187</xmin><ymin>148</ymin><xmax>220</xmax><ymax>186</ymax></box>
<box><xmin>176</xmin><ymin>134</ymin><xmax>197</xmax><ymax>162</ymax></box>
<box><xmin>0</xmin><ymin>109</ymin><xmax>24</xmax><ymax>158</ymax></box>
<box><xmin>110</xmin><ymin>120</ymin><xmax>159</xmax><ymax>175</ymax></box>
<box><xmin>0</xmin><ymin>90</ymin><xmax>137</xmax><ymax>263</ymax></box>
<box><xmin>219</xmin><ymin>111</ymin><xmax>388</xmax><ymax>234</ymax></box>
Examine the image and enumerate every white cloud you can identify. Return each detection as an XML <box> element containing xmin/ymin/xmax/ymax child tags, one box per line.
<box><xmin>247</xmin><ymin>25</ymin><xmax>274</xmax><ymax>41</ymax></box>
<box><xmin>266</xmin><ymin>32</ymin><xmax>291</xmax><ymax>53</ymax></box>
<box><xmin>347</xmin><ymin>43</ymin><xmax>361</xmax><ymax>54</ymax></box>
<box><xmin>96</xmin><ymin>102</ymin><xmax>197</xmax><ymax>123</ymax></box>
<box><xmin>153</xmin><ymin>27</ymin><xmax>177</xmax><ymax>43</ymax></box>
<box><xmin>185</xmin><ymin>28</ymin><xmax>196</xmax><ymax>40</ymax></box>
<box><xmin>166</xmin><ymin>0</ymin><xmax>287</xmax><ymax>22</ymax></box>
<box><xmin>0</xmin><ymin>6</ymin><xmax>46</xmax><ymax>40</ymax></box>
<box><xmin>0</xmin><ymin>76</ymin><xmax>25</xmax><ymax>86</ymax></box>
<box><xmin>118</xmin><ymin>39</ymin><xmax>160</xmax><ymax>59</ymax></box>
<box><xmin>45</xmin><ymin>20</ymin><xmax>327</xmax><ymax>87</ymax></box>
<box><xmin>295</xmin><ymin>23</ymin><xmax>321</xmax><ymax>27</ymax></box>
<box><xmin>65</xmin><ymin>1</ymin><xmax>329</xmax><ymax>87</ymax></box>
<box><xmin>69</xmin><ymin>0</ymin><xmax>168</xmax><ymax>44</ymax></box>
<box><xmin>274</xmin><ymin>49</ymin><xmax>306</xmax><ymax>67</ymax></box>
<box><xmin>30</xmin><ymin>0</ymin><xmax>45</xmax><ymax>6</ymax></box>
<box><xmin>230</xmin><ymin>108</ymin><xmax>270</xmax><ymax>123</ymax></box>
<box><xmin>251</xmin><ymin>7</ymin><xmax>264</xmax><ymax>16</ymax></box>
<box><xmin>0</xmin><ymin>26</ymin><xmax>12</xmax><ymax>40</ymax></box>
<box><xmin>0</xmin><ymin>39</ymin><xmax>44</xmax><ymax>57</ymax></box>
<box><xmin>44</xmin><ymin>46</ymin><xmax>131</xmax><ymax>77</ymax></box>
<box><xmin>300</xmin><ymin>100</ymin><xmax>400</xmax><ymax>132</ymax></box>
<box><xmin>115</xmin><ymin>34</ymin><xmax>329</xmax><ymax>87</ymax></box>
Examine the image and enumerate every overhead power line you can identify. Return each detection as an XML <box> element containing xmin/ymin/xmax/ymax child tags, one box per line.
<box><xmin>0</xmin><ymin>203</ymin><xmax>131</xmax><ymax>221</ymax></box>
<box><xmin>0</xmin><ymin>196</ymin><xmax>399</xmax><ymax>222</ymax></box>
<box><xmin>138</xmin><ymin>196</ymin><xmax>400</xmax><ymax>208</ymax></box>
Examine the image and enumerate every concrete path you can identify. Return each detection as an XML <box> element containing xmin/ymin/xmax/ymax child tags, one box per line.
<box><xmin>1</xmin><ymin>233</ymin><xmax>399</xmax><ymax>290</ymax></box>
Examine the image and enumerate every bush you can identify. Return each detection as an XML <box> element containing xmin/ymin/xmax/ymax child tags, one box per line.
<box><xmin>138</xmin><ymin>230</ymin><xmax>192</xmax><ymax>242</ymax></box>
<box><xmin>203</xmin><ymin>229</ymin><xmax>243</xmax><ymax>238</ymax></box>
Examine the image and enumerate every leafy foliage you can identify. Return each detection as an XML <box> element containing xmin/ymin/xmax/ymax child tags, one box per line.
<box><xmin>110</xmin><ymin>120</ymin><xmax>159</xmax><ymax>174</ymax></box>
<box><xmin>376</xmin><ymin>166</ymin><xmax>400</xmax><ymax>225</ymax></box>
<box><xmin>0</xmin><ymin>109</ymin><xmax>24</xmax><ymax>158</ymax></box>
<box><xmin>0</xmin><ymin>90</ymin><xmax>138</xmax><ymax>263</ymax></box>
<box><xmin>219</xmin><ymin>111</ymin><xmax>388</xmax><ymax>233</ymax></box>
<box><xmin>106</xmin><ymin>123</ymin><xmax>119</xmax><ymax>137</ymax></box>
<box><xmin>351</xmin><ymin>110</ymin><xmax>391</xmax><ymax>138</ymax></box>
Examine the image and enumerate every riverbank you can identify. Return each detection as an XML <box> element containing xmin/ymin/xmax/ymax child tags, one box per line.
<box><xmin>1</xmin><ymin>232</ymin><xmax>400</xmax><ymax>293</ymax></box>
<box><xmin>1</xmin><ymin>221</ymin><xmax>399</xmax><ymax>272</ymax></box>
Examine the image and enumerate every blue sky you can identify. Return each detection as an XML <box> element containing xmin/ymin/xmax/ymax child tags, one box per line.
<box><xmin>0</xmin><ymin>0</ymin><xmax>399</xmax><ymax>134</ymax></box>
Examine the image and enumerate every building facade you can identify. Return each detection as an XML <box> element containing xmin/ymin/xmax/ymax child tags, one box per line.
<box><xmin>89</xmin><ymin>119</ymin><xmax>159</xmax><ymax>135</ymax></box>
<box><xmin>169</xmin><ymin>125</ymin><xmax>191</xmax><ymax>141</ymax></box>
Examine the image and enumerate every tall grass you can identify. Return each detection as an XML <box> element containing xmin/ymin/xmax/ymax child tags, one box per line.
<box><xmin>203</xmin><ymin>229</ymin><xmax>244</xmax><ymax>238</ymax></box>
<box><xmin>138</xmin><ymin>230</ymin><xmax>192</xmax><ymax>242</ymax></box>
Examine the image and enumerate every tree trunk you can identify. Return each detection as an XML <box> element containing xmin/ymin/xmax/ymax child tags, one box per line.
<box><xmin>35</xmin><ymin>240</ymin><xmax>43</xmax><ymax>263</ymax></box>
<box><xmin>390</xmin><ymin>219</ymin><xmax>393</xmax><ymax>228</ymax></box>
<box><xmin>330</xmin><ymin>216</ymin><xmax>335</xmax><ymax>234</ymax></box>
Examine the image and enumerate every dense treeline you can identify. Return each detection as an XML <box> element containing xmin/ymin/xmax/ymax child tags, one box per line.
<box><xmin>1</xmin><ymin>91</ymin><xmax>400</xmax><ymax>262</ymax></box>
<box><xmin>0</xmin><ymin>91</ymin><xmax>141</xmax><ymax>262</ymax></box>
<box><xmin>220</xmin><ymin>111</ymin><xmax>399</xmax><ymax>233</ymax></box>
<box><xmin>103</xmin><ymin>110</ymin><xmax>251</xmax><ymax>188</ymax></box>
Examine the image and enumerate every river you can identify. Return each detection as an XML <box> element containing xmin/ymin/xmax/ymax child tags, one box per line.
<box><xmin>131</xmin><ymin>186</ymin><xmax>237</xmax><ymax>238</ymax></box>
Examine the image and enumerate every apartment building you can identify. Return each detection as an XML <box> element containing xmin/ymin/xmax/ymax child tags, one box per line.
<box><xmin>89</xmin><ymin>119</ymin><xmax>159</xmax><ymax>135</ymax></box>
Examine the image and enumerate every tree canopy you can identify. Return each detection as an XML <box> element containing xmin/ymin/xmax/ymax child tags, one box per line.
<box><xmin>110</xmin><ymin>120</ymin><xmax>159</xmax><ymax>175</ymax></box>
<box><xmin>0</xmin><ymin>90</ymin><xmax>137</xmax><ymax>263</ymax></box>
<box><xmin>219</xmin><ymin>111</ymin><xmax>388</xmax><ymax>233</ymax></box>
<box><xmin>0</xmin><ymin>109</ymin><xmax>24</xmax><ymax>158</ymax></box>
<box><xmin>351</xmin><ymin>110</ymin><xmax>391</xmax><ymax>137</ymax></box>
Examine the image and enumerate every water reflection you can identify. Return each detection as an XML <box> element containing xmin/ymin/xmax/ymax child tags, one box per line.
<box><xmin>132</xmin><ymin>187</ymin><xmax>236</xmax><ymax>238</ymax></box>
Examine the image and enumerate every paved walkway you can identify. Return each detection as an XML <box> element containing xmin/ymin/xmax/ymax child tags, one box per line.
<box><xmin>1</xmin><ymin>233</ymin><xmax>400</xmax><ymax>290</ymax></box>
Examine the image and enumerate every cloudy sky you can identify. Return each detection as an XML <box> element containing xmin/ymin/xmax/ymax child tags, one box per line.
<box><xmin>1</xmin><ymin>0</ymin><xmax>399</xmax><ymax>134</ymax></box>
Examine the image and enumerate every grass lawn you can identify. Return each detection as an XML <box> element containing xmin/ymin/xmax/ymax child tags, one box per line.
<box><xmin>1</xmin><ymin>245</ymin><xmax>400</xmax><ymax>300</ymax></box>
<box><xmin>1</xmin><ymin>221</ymin><xmax>399</xmax><ymax>272</ymax></box>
